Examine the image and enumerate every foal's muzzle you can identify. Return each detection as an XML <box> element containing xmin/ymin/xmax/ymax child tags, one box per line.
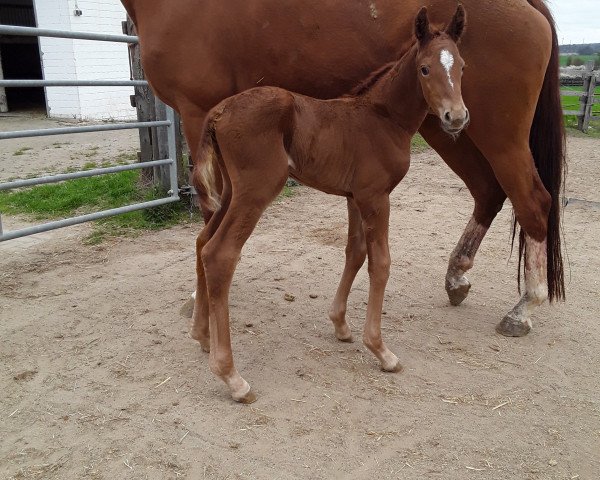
<box><xmin>441</xmin><ymin>107</ymin><xmax>469</xmax><ymax>135</ymax></box>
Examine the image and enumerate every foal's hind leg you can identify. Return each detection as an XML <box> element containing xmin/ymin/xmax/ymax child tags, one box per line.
<box><xmin>189</xmin><ymin>149</ymin><xmax>232</xmax><ymax>349</ymax></box>
<box><xmin>355</xmin><ymin>194</ymin><xmax>401</xmax><ymax>373</ymax></box>
<box><xmin>328</xmin><ymin>197</ymin><xmax>366</xmax><ymax>342</ymax></box>
<box><xmin>190</xmin><ymin>185</ymin><xmax>231</xmax><ymax>351</ymax></box>
<box><xmin>202</xmin><ymin>187</ymin><xmax>285</xmax><ymax>402</ymax></box>
<box><xmin>201</xmin><ymin>138</ymin><xmax>288</xmax><ymax>402</ymax></box>
<box><xmin>419</xmin><ymin>116</ymin><xmax>506</xmax><ymax>305</ymax></box>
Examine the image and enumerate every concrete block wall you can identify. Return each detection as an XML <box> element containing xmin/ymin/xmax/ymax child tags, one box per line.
<box><xmin>34</xmin><ymin>0</ymin><xmax>135</xmax><ymax>120</ymax></box>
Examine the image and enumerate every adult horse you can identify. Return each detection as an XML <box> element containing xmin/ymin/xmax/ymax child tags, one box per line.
<box><xmin>121</xmin><ymin>0</ymin><xmax>565</xmax><ymax>337</ymax></box>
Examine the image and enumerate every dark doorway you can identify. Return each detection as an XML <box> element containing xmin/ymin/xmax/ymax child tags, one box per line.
<box><xmin>0</xmin><ymin>0</ymin><xmax>46</xmax><ymax>112</ymax></box>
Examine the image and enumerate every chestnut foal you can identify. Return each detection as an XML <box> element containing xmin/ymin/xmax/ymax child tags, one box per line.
<box><xmin>192</xmin><ymin>6</ymin><xmax>468</xmax><ymax>403</ymax></box>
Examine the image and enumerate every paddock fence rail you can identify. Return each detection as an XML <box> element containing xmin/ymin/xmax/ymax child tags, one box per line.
<box><xmin>0</xmin><ymin>24</ymin><xmax>180</xmax><ymax>242</ymax></box>
<box><xmin>560</xmin><ymin>62</ymin><xmax>599</xmax><ymax>133</ymax></box>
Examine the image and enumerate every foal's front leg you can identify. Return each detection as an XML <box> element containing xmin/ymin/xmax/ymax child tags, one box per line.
<box><xmin>329</xmin><ymin>197</ymin><xmax>367</xmax><ymax>342</ymax></box>
<box><xmin>356</xmin><ymin>195</ymin><xmax>402</xmax><ymax>373</ymax></box>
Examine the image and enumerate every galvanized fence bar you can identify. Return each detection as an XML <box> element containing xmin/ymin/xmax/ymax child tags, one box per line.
<box><xmin>0</xmin><ymin>21</ymin><xmax>182</xmax><ymax>242</ymax></box>
<box><xmin>166</xmin><ymin>107</ymin><xmax>180</xmax><ymax>197</ymax></box>
<box><xmin>0</xmin><ymin>197</ymin><xmax>179</xmax><ymax>242</ymax></box>
<box><xmin>0</xmin><ymin>24</ymin><xmax>138</xmax><ymax>43</ymax></box>
<box><xmin>0</xmin><ymin>121</ymin><xmax>171</xmax><ymax>140</ymax></box>
<box><xmin>0</xmin><ymin>159</ymin><xmax>174</xmax><ymax>191</ymax></box>
<box><xmin>0</xmin><ymin>79</ymin><xmax>148</xmax><ymax>87</ymax></box>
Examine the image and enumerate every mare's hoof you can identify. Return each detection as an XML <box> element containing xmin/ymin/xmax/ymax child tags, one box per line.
<box><xmin>381</xmin><ymin>359</ymin><xmax>403</xmax><ymax>373</ymax></box>
<box><xmin>445</xmin><ymin>278</ymin><xmax>471</xmax><ymax>306</ymax></box>
<box><xmin>496</xmin><ymin>315</ymin><xmax>531</xmax><ymax>337</ymax></box>
<box><xmin>233</xmin><ymin>388</ymin><xmax>257</xmax><ymax>404</ymax></box>
<box><xmin>179</xmin><ymin>297</ymin><xmax>195</xmax><ymax>318</ymax></box>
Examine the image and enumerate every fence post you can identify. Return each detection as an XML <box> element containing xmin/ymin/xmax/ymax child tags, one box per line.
<box><xmin>124</xmin><ymin>18</ymin><xmax>156</xmax><ymax>183</ymax></box>
<box><xmin>123</xmin><ymin>18</ymin><xmax>183</xmax><ymax>192</ymax></box>
<box><xmin>0</xmin><ymin>48</ymin><xmax>8</xmax><ymax>113</ymax></box>
<box><xmin>578</xmin><ymin>61</ymin><xmax>595</xmax><ymax>133</ymax></box>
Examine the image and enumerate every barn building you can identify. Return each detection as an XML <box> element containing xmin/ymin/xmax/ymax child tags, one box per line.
<box><xmin>0</xmin><ymin>0</ymin><xmax>134</xmax><ymax>120</ymax></box>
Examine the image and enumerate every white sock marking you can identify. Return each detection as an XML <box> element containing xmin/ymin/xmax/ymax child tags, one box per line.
<box><xmin>440</xmin><ymin>50</ymin><xmax>455</xmax><ymax>89</ymax></box>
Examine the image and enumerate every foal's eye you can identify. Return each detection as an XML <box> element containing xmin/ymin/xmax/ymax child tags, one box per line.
<box><xmin>420</xmin><ymin>66</ymin><xmax>430</xmax><ymax>76</ymax></box>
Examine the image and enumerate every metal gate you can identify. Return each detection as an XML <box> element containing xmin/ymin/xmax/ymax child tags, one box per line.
<box><xmin>0</xmin><ymin>24</ymin><xmax>180</xmax><ymax>242</ymax></box>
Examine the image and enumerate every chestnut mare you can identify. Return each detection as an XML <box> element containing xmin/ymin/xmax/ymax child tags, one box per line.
<box><xmin>122</xmin><ymin>0</ymin><xmax>564</xmax><ymax>341</ymax></box>
<box><xmin>189</xmin><ymin>7</ymin><xmax>468</xmax><ymax>402</ymax></box>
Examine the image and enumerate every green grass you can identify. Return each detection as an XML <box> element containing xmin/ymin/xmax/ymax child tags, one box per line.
<box><xmin>0</xmin><ymin>160</ymin><xmax>298</xmax><ymax>244</ymax></box>
<box><xmin>411</xmin><ymin>133</ymin><xmax>430</xmax><ymax>153</ymax></box>
<box><xmin>561</xmin><ymin>85</ymin><xmax>600</xmax><ymax>137</ymax></box>
<box><xmin>0</xmin><ymin>166</ymin><xmax>201</xmax><ymax>244</ymax></box>
<box><xmin>13</xmin><ymin>147</ymin><xmax>33</xmax><ymax>156</ymax></box>
<box><xmin>560</xmin><ymin>55</ymin><xmax>598</xmax><ymax>67</ymax></box>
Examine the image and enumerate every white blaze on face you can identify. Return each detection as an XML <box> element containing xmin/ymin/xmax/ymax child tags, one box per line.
<box><xmin>440</xmin><ymin>49</ymin><xmax>455</xmax><ymax>89</ymax></box>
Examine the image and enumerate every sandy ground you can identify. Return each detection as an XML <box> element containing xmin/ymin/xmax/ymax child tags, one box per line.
<box><xmin>0</xmin><ymin>118</ymin><xmax>599</xmax><ymax>479</ymax></box>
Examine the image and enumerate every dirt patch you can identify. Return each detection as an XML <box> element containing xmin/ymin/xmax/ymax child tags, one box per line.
<box><xmin>1</xmin><ymin>137</ymin><xmax>599</xmax><ymax>479</ymax></box>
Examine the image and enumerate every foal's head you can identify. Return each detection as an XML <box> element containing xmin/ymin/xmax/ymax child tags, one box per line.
<box><xmin>414</xmin><ymin>5</ymin><xmax>469</xmax><ymax>135</ymax></box>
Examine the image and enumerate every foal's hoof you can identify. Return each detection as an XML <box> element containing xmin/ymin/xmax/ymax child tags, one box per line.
<box><xmin>336</xmin><ymin>332</ymin><xmax>354</xmax><ymax>343</ymax></box>
<box><xmin>445</xmin><ymin>277</ymin><xmax>471</xmax><ymax>306</ymax></box>
<box><xmin>334</xmin><ymin>325</ymin><xmax>354</xmax><ymax>343</ymax></box>
<box><xmin>189</xmin><ymin>328</ymin><xmax>210</xmax><ymax>352</ymax></box>
<box><xmin>380</xmin><ymin>359</ymin><xmax>404</xmax><ymax>373</ymax></box>
<box><xmin>233</xmin><ymin>388</ymin><xmax>257</xmax><ymax>405</ymax></box>
<box><xmin>179</xmin><ymin>296</ymin><xmax>195</xmax><ymax>318</ymax></box>
<box><xmin>496</xmin><ymin>315</ymin><xmax>531</xmax><ymax>337</ymax></box>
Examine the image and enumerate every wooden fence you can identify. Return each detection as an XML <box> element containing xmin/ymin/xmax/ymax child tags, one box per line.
<box><xmin>561</xmin><ymin>62</ymin><xmax>599</xmax><ymax>133</ymax></box>
<box><xmin>123</xmin><ymin>19</ymin><xmax>186</xmax><ymax>191</ymax></box>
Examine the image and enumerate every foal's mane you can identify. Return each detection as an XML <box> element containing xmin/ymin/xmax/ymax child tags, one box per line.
<box><xmin>347</xmin><ymin>61</ymin><xmax>397</xmax><ymax>97</ymax></box>
<box><xmin>347</xmin><ymin>29</ymin><xmax>445</xmax><ymax>97</ymax></box>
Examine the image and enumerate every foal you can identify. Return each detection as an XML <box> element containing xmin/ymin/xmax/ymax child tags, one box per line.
<box><xmin>192</xmin><ymin>6</ymin><xmax>468</xmax><ymax>403</ymax></box>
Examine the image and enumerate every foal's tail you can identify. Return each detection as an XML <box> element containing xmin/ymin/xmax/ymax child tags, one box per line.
<box><xmin>517</xmin><ymin>0</ymin><xmax>566</xmax><ymax>302</ymax></box>
<box><xmin>192</xmin><ymin>114</ymin><xmax>222</xmax><ymax>213</ymax></box>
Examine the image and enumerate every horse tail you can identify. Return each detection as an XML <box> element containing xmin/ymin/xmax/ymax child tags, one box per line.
<box><xmin>192</xmin><ymin>114</ymin><xmax>222</xmax><ymax>213</ymax></box>
<box><xmin>515</xmin><ymin>0</ymin><xmax>566</xmax><ymax>302</ymax></box>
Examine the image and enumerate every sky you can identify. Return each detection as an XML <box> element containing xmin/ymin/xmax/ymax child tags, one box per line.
<box><xmin>549</xmin><ymin>0</ymin><xmax>600</xmax><ymax>45</ymax></box>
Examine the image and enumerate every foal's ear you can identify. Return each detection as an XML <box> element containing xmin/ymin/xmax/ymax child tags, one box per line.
<box><xmin>415</xmin><ymin>7</ymin><xmax>432</xmax><ymax>44</ymax></box>
<box><xmin>445</xmin><ymin>4</ymin><xmax>466</xmax><ymax>42</ymax></box>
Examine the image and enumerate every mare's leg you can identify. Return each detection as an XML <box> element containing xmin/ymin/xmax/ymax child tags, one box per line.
<box><xmin>328</xmin><ymin>197</ymin><xmax>366</xmax><ymax>342</ymax></box>
<box><xmin>355</xmin><ymin>195</ymin><xmax>402</xmax><ymax>373</ymax></box>
<box><xmin>496</xmin><ymin>235</ymin><xmax>547</xmax><ymax>336</ymax></box>
<box><xmin>419</xmin><ymin>116</ymin><xmax>506</xmax><ymax>305</ymax></box>
<box><xmin>471</xmin><ymin>139</ymin><xmax>551</xmax><ymax>336</ymax></box>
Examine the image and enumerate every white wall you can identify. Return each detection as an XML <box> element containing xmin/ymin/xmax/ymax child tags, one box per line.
<box><xmin>34</xmin><ymin>0</ymin><xmax>135</xmax><ymax>120</ymax></box>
